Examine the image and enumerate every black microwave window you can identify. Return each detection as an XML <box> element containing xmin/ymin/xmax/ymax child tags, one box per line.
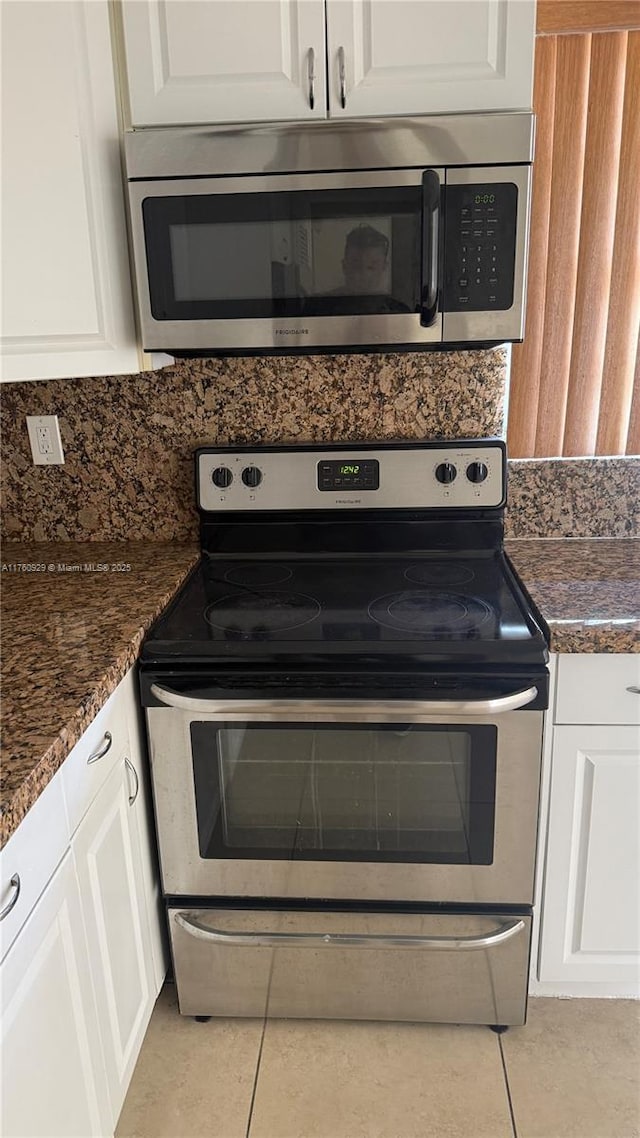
<box><xmin>142</xmin><ymin>187</ymin><xmax>422</xmax><ymax>321</ymax></box>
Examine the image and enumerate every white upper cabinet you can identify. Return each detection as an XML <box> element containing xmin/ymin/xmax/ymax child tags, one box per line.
<box><xmin>121</xmin><ymin>0</ymin><xmax>327</xmax><ymax>126</ymax></box>
<box><xmin>120</xmin><ymin>0</ymin><xmax>534</xmax><ymax>128</ymax></box>
<box><xmin>326</xmin><ymin>0</ymin><xmax>535</xmax><ymax>118</ymax></box>
<box><xmin>1</xmin><ymin>1</ymin><xmax>139</xmax><ymax>383</ymax></box>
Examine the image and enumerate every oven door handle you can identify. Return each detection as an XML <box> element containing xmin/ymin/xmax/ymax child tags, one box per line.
<box><xmin>149</xmin><ymin>684</ymin><xmax>538</xmax><ymax>718</ymax></box>
<box><xmin>174</xmin><ymin>913</ymin><xmax>525</xmax><ymax>951</ymax></box>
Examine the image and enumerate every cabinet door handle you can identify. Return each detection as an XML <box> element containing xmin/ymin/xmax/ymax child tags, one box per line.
<box><xmin>0</xmin><ymin>874</ymin><xmax>21</xmax><ymax>921</ymax></box>
<box><xmin>626</xmin><ymin>686</ymin><xmax>640</xmax><ymax>695</ymax></box>
<box><xmin>87</xmin><ymin>731</ymin><xmax>112</xmax><ymax>765</ymax></box>
<box><xmin>307</xmin><ymin>47</ymin><xmax>315</xmax><ymax>110</ymax></box>
<box><xmin>125</xmin><ymin>757</ymin><xmax>139</xmax><ymax>806</ymax></box>
<box><xmin>337</xmin><ymin>46</ymin><xmax>346</xmax><ymax>108</ymax></box>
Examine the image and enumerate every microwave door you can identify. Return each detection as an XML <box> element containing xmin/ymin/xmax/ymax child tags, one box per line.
<box><xmin>127</xmin><ymin>170</ymin><xmax>445</xmax><ymax>354</ymax></box>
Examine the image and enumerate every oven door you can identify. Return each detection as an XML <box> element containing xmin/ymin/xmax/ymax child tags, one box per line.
<box><xmin>146</xmin><ymin>686</ymin><xmax>543</xmax><ymax>905</ymax></box>
<box><xmin>127</xmin><ymin>169</ymin><xmax>442</xmax><ymax>353</ymax></box>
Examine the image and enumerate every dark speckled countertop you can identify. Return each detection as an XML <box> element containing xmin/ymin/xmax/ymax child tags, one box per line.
<box><xmin>506</xmin><ymin>539</ymin><xmax>640</xmax><ymax>654</ymax></box>
<box><xmin>1</xmin><ymin>542</ymin><xmax>199</xmax><ymax>849</ymax></box>
<box><xmin>1</xmin><ymin>537</ymin><xmax>638</xmax><ymax>850</ymax></box>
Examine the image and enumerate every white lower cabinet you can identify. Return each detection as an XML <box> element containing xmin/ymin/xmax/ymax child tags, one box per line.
<box><xmin>0</xmin><ymin>667</ymin><xmax>165</xmax><ymax>1137</ymax></box>
<box><xmin>73</xmin><ymin>755</ymin><xmax>157</xmax><ymax>1122</ymax></box>
<box><xmin>535</xmin><ymin>654</ymin><xmax>640</xmax><ymax>996</ymax></box>
<box><xmin>1</xmin><ymin>854</ymin><xmax>112</xmax><ymax>1138</ymax></box>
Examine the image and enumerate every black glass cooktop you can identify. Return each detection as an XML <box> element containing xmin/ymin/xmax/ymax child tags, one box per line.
<box><xmin>141</xmin><ymin>552</ymin><xmax>548</xmax><ymax>666</ymax></box>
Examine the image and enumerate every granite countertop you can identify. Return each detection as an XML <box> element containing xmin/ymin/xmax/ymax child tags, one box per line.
<box><xmin>0</xmin><ymin>541</ymin><xmax>199</xmax><ymax>849</ymax></box>
<box><xmin>1</xmin><ymin>537</ymin><xmax>638</xmax><ymax>850</ymax></box>
<box><xmin>506</xmin><ymin>538</ymin><xmax>640</xmax><ymax>653</ymax></box>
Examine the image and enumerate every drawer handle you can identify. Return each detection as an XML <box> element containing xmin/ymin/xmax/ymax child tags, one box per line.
<box><xmin>0</xmin><ymin>874</ymin><xmax>21</xmax><ymax>921</ymax></box>
<box><xmin>626</xmin><ymin>686</ymin><xmax>640</xmax><ymax>695</ymax></box>
<box><xmin>87</xmin><ymin>731</ymin><xmax>113</xmax><ymax>765</ymax></box>
<box><xmin>175</xmin><ymin>913</ymin><xmax>525</xmax><ymax>952</ymax></box>
<box><xmin>124</xmin><ymin>757</ymin><xmax>139</xmax><ymax>806</ymax></box>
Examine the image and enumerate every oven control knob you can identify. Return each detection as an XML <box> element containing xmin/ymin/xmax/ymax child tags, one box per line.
<box><xmin>242</xmin><ymin>466</ymin><xmax>262</xmax><ymax>488</ymax></box>
<box><xmin>435</xmin><ymin>462</ymin><xmax>457</xmax><ymax>484</ymax></box>
<box><xmin>211</xmin><ymin>466</ymin><xmax>232</xmax><ymax>489</ymax></box>
<box><xmin>466</xmin><ymin>461</ymin><xmax>488</xmax><ymax>484</ymax></box>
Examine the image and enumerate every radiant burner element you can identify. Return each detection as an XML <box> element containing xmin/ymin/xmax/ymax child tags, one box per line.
<box><xmin>405</xmin><ymin>562</ymin><xmax>475</xmax><ymax>587</ymax></box>
<box><xmin>369</xmin><ymin>590</ymin><xmax>491</xmax><ymax>634</ymax></box>
<box><xmin>224</xmin><ymin>563</ymin><xmax>293</xmax><ymax>587</ymax></box>
<box><xmin>205</xmin><ymin>590</ymin><xmax>321</xmax><ymax>633</ymax></box>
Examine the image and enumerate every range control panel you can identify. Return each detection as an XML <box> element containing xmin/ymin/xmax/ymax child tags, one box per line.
<box><xmin>198</xmin><ymin>442</ymin><xmax>506</xmax><ymax>511</ymax></box>
<box><xmin>443</xmin><ymin>183</ymin><xmax>518</xmax><ymax>313</ymax></box>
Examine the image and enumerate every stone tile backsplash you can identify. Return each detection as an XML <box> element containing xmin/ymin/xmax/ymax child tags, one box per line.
<box><xmin>1</xmin><ymin>348</ymin><xmax>637</xmax><ymax>541</ymax></box>
<box><xmin>1</xmin><ymin>350</ymin><xmax>507</xmax><ymax>542</ymax></box>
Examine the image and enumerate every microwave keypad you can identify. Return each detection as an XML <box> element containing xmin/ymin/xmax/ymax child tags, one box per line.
<box><xmin>443</xmin><ymin>184</ymin><xmax>517</xmax><ymax>312</ymax></box>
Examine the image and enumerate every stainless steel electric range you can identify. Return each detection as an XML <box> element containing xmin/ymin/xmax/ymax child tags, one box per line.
<box><xmin>140</xmin><ymin>439</ymin><xmax>549</xmax><ymax>1028</ymax></box>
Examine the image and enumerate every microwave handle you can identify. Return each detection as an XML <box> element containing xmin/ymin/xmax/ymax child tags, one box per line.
<box><xmin>420</xmin><ymin>169</ymin><xmax>441</xmax><ymax>327</ymax></box>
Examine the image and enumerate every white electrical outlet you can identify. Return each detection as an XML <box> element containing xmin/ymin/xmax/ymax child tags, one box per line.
<box><xmin>26</xmin><ymin>415</ymin><xmax>65</xmax><ymax>465</ymax></box>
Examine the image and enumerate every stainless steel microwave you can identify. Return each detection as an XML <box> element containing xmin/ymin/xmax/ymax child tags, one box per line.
<box><xmin>124</xmin><ymin>113</ymin><xmax>534</xmax><ymax>356</ymax></box>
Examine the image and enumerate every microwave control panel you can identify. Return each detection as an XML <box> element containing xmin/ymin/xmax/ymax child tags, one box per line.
<box><xmin>443</xmin><ymin>183</ymin><xmax>517</xmax><ymax>313</ymax></box>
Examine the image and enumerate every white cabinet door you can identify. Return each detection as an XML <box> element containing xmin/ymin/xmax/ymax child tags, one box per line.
<box><xmin>122</xmin><ymin>0</ymin><xmax>327</xmax><ymax>126</ymax></box>
<box><xmin>1</xmin><ymin>1</ymin><xmax>139</xmax><ymax>382</ymax></box>
<box><xmin>120</xmin><ymin>669</ymin><xmax>168</xmax><ymax>996</ymax></box>
<box><xmin>325</xmin><ymin>0</ymin><xmax>535</xmax><ymax>118</ymax></box>
<box><xmin>72</xmin><ymin>754</ymin><xmax>156</xmax><ymax>1125</ymax></box>
<box><xmin>539</xmin><ymin>724</ymin><xmax>640</xmax><ymax>988</ymax></box>
<box><xmin>0</xmin><ymin>853</ymin><xmax>112</xmax><ymax>1138</ymax></box>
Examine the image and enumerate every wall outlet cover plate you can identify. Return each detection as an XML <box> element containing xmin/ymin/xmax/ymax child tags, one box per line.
<box><xmin>26</xmin><ymin>415</ymin><xmax>65</xmax><ymax>465</ymax></box>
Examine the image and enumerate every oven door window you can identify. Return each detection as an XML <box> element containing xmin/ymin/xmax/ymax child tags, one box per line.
<box><xmin>191</xmin><ymin>723</ymin><xmax>496</xmax><ymax>865</ymax></box>
<box><xmin>142</xmin><ymin>187</ymin><xmax>421</xmax><ymax>321</ymax></box>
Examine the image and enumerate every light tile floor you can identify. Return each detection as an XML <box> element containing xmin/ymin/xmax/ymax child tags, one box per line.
<box><xmin>116</xmin><ymin>986</ymin><xmax>640</xmax><ymax>1138</ymax></box>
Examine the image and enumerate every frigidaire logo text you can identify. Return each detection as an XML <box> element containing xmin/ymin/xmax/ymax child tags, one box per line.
<box><xmin>275</xmin><ymin>328</ymin><xmax>309</xmax><ymax>335</ymax></box>
<box><xmin>336</xmin><ymin>499</ymin><xmax>362</xmax><ymax>505</ymax></box>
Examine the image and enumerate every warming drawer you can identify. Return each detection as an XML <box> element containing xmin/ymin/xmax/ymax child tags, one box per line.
<box><xmin>168</xmin><ymin>907</ymin><xmax>532</xmax><ymax>1026</ymax></box>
